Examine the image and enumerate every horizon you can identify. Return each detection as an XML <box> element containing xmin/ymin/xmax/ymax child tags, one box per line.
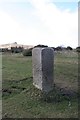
<box><xmin>0</xmin><ymin>42</ymin><xmax>79</xmax><ymax>49</ymax></box>
<box><xmin>0</xmin><ymin>0</ymin><xmax>78</xmax><ymax>48</ymax></box>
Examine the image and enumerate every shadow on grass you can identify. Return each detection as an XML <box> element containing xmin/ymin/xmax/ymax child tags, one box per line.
<box><xmin>39</xmin><ymin>85</ymin><xmax>78</xmax><ymax>103</ymax></box>
<box><xmin>2</xmin><ymin>77</ymin><xmax>78</xmax><ymax>103</ymax></box>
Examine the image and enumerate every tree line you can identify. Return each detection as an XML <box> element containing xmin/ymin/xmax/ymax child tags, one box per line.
<box><xmin>0</xmin><ymin>45</ymin><xmax>80</xmax><ymax>56</ymax></box>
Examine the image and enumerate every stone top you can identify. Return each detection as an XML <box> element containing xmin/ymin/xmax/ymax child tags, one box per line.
<box><xmin>32</xmin><ymin>47</ymin><xmax>54</xmax><ymax>92</ymax></box>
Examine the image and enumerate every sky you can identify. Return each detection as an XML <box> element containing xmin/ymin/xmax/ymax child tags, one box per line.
<box><xmin>0</xmin><ymin>0</ymin><xmax>78</xmax><ymax>48</ymax></box>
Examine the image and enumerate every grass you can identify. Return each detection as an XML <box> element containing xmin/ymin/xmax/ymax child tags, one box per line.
<box><xmin>2</xmin><ymin>51</ymin><xmax>78</xmax><ymax>118</ymax></box>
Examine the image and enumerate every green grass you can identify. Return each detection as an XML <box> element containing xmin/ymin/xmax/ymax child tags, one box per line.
<box><xmin>2</xmin><ymin>51</ymin><xmax>78</xmax><ymax>118</ymax></box>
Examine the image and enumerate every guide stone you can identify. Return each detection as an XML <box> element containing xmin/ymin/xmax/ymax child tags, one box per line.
<box><xmin>32</xmin><ymin>47</ymin><xmax>54</xmax><ymax>92</ymax></box>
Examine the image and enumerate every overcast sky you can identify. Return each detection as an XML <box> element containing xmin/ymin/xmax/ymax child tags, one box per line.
<box><xmin>0</xmin><ymin>0</ymin><xmax>78</xmax><ymax>48</ymax></box>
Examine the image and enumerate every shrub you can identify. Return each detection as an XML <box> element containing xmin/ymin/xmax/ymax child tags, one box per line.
<box><xmin>0</xmin><ymin>49</ymin><xmax>2</xmax><ymax>52</ymax></box>
<box><xmin>66</xmin><ymin>46</ymin><xmax>73</xmax><ymax>50</ymax></box>
<box><xmin>11</xmin><ymin>47</ymin><xmax>23</xmax><ymax>53</ymax></box>
<box><xmin>55</xmin><ymin>46</ymin><xmax>62</xmax><ymax>51</ymax></box>
<box><xmin>51</xmin><ymin>47</ymin><xmax>56</xmax><ymax>51</ymax></box>
<box><xmin>34</xmin><ymin>44</ymin><xmax>48</xmax><ymax>48</ymax></box>
<box><xmin>1</xmin><ymin>48</ymin><xmax>8</xmax><ymax>52</ymax></box>
<box><xmin>76</xmin><ymin>46</ymin><xmax>80</xmax><ymax>52</ymax></box>
<box><xmin>23</xmin><ymin>48</ymin><xmax>33</xmax><ymax>56</ymax></box>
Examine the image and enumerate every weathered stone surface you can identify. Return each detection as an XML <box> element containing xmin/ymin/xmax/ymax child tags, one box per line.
<box><xmin>32</xmin><ymin>47</ymin><xmax>54</xmax><ymax>92</ymax></box>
